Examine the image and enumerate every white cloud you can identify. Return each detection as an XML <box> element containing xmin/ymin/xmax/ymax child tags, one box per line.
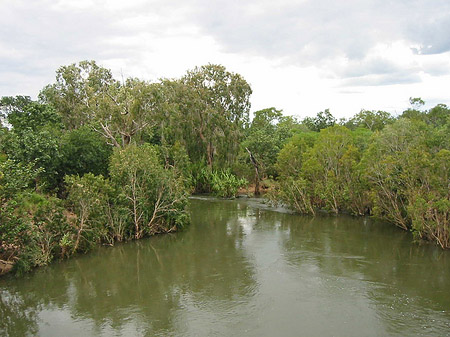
<box><xmin>1</xmin><ymin>0</ymin><xmax>450</xmax><ymax>118</ymax></box>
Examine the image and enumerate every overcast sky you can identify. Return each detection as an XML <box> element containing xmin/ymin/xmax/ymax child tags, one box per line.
<box><xmin>1</xmin><ymin>0</ymin><xmax>450</xmax><ymax>118</ymax></box>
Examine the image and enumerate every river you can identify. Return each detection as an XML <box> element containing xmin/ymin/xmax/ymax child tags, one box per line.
<box><xmin>1</xmin><ymin>197</ymin><xmax>449</xmax><ymax>336</ymax></box>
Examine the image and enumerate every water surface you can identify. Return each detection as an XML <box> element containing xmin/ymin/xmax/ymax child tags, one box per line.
<box><xmin>1</xmin><ymin>197</ymin><xmax>450</xmax><ymax>336</ymax></box>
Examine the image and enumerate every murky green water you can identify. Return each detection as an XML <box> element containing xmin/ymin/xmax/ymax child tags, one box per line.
<box><xmin>1</xmin><ymin>197</ymin><xmax>450</xmax><ymax>336</ymax></box>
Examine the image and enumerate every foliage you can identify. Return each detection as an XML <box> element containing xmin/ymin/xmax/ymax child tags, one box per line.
<box><xmin>361</xmin><ymin>119</ymin><xmax>427</xmax><ymax>229</ymax></box>
<box><xmin>59</xmin><ymin>126</ymin><xmax>112</xmax><ymax>178</ymax></box>
<box><xmin>274</xmin><ymin>111</ymin><xmax>450</xmax><ymax>248</ymax></box>
<box><xmin>303</xmin><ymin>109</ymin><xmax>336</xmax><ymax>131</ymax></box>
<box><xmin>270</xmin><ymin>177</ymin><xmax>315</xmax><ymax>215</ymax></box>
<box><xmin>302</xmin><ymin>126</ymin><xmax>361</xmax><ymax>214</ymax></box>
<box><xmin>109</xmin><ymin>144</ymin><xmax>189</xmax><ymax>239</ymax></box>
<box><xmin>241</xmin><ymin>108</ymin><xmax>294</xmax><ymax>177</ymax></box>
<box><xmin>177</xmin><ymin>64</ymin><xmax>252</xmax><ymax>168</ymax></box>
<box><xmin>0</xmin><ymin>158</ymin><xmax>69</xmax><ymax>274</ymax></box>
<box><xmin>1</xmin><ymin>191</ymin><xmax>69</xmax><ymax>275</ymax></box>
<box><xmin>1</xmin><ymin>97</ymin><xmax>63</xmax><ymax>189</ymax></box>
<box><xmin>5</xmin><ymin>59</ymin><xmax>450</xmax><ymax>277</ymax></box>
<box><xmin>190</xmin><ymin>162</ymin><xmax>214</xmax><ymax>194</ymax></box>
<box><xmin>39</xmin><ymin>60</ymin><xmax>115</xmax><ymax>129</ymax></box>
<box><xmin>64</xmin><ymin>173</ymin><xmax>113</xmax><ymax>253</ymax></box>
<box><xmin>190</xmin><ymin>163</ymin><xmax>246</xmax><ymax>198</ymax></box>
<box><xmin>160</xmin><ymin>141</ymin><xmax>192</xmax><ymax>186</ymax></box>
<box><xmin>41</xmin><ymin>61</ymin><xmax>160</xmax><ymax>147</ymax></box>
<box><xmin>276</xmin><ymin>131</ymin><xmax>317</xmax><ymax>178</ymax></box>
<box><xmin>407</xmin><ymin>149</ymin><xmax>450</xmax><ymax>248</ymax></box>
<box><xmin>0</xmin><ymin>160</ymin><xmax>41</xmax><ymax>200</ymax></box>
<box><xmin>210</xmin><ymin>170</ymin><xmax>247</xmax><ymax>198</ymax></box>
<box><xmin>344</xmin><ymin>109</ymin><xmax>394</xmax><ymax>131</ymax></box>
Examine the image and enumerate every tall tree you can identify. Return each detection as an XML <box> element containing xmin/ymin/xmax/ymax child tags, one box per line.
<box><xmin>41</xmin><ymin>61</ymin><xmax>160</xmax><ymax>147</ymax></box>
<box><xmin>179</xmin><ymin>64</ymin><xmax>252</xmax><ymax>168</ymax></box>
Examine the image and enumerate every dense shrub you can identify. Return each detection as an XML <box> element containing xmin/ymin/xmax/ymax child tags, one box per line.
<box><xmin>109</xmin><ymin>144</ymin><xmax>189</xmax><ymax>239</ymax></box>
<box><xmin>210</xmin><ymin>170</ymin><xmax>247</xmax><ymax>198</ymax></box>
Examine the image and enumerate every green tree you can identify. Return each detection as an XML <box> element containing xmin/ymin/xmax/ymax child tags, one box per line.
<box><xmin>41</xmin><ymin>61</ymin><xmax>160</xmax><ymax>147</ymax></box>
<box><xmin>345</xmin><ymin>109</ymin><xmax>394</xmax><ymax>131</ymax></box>
<box><xmin>64</xmin><ymin>173</ymin><xmax>113</xmax><ymax>253</ymax></box>
<box><xmin>59</xmin><ymin>126</ymin><xmax>112</xmax><ymax>178</ymax></box>
<box><xmin>361</xmin><ymin>118</ymin><xmax>428</xmax><ymax>229</ymax></box>
<box><xmin>302</xmin><ymin>125</ymin><xmax>360</xmax><ymax>214</ymax></box>
<box><xmin>241</xmin><ymin>107</ymin><xmax>288</xmax><ymax>194</ymax></box>
<box><xmin>276</xmin><ymin>131</ymin><xmax>318</xmax><ymax>178</ymax></box>
<box><xmin>0</xmin><ymin>97</ymin><xmax>62</xmax><ymax>189</ymax></box>
<box><xmin>407</xmin><ymin>149</ymin><xmax>450</xmax><ymax>248</ymax></box>
<box><xmin>272</xmin><ymin>131</ymin><xmax>318</xmax><ymax>214</ymax></box>
<box><xmin>303</xmin><ymin>108</ymin><xmax>336</xmax><ymax>131</ymax></box>
<box><xmin>0</xmin><ymin>160</ymin><xmax>68</xmax><ymax>274</ymax></box>
<box><xmin>109</xmin><ymin>144</ymin><xmax>188</xmax><ymax>239</ymax></box>
<box><xmin>401</xmin><ymin>97</ymin><xmax>426</xmax><ymax>121</ymax></box>
<box><xmin>426</xmin><ymin>103</ymin><xmax>450</xmax><ymax>127</ymax></box>
<box><xmin>39</xmin><ymin>60</ymin><xmax>115</xmax><ymax>129</ymax></box>
<box><xmin>178</xmin><ymin>64</ymin><xmax>252</xmax><ymax>168</ymax></box>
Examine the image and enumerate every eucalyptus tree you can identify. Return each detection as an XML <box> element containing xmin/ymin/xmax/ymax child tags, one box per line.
<box><xmin>400</xmin><ymin>97</ymin><xmax>426</xmax><ymax>121</ymax></box>
<box><xmin>178</xmin><ymin>64</ymin><xmax>252</xmax><ymax>168</ymax></box>
<box><xmin>40</xmin><ymin>61</ymin><xmax>114</xmax><ymax>129</ymax></box>
<box><xmin>41</xmin><ymin>61</ymin><xmax>161</xmax><ymax>147</ymax></box>
<box><xmin>273</xmin><ymin>131</ymin><xmax>318</xmax><ymax>214</ymax></box>
<box><xmin>303</xmin><ymin>109</ymin><xmax>336</xmax><ymax>132</ymax></box>
<box><xmin>345</xmin><ymin>109</ymin><xmax>394</xmax><ymax>131</ymax></box>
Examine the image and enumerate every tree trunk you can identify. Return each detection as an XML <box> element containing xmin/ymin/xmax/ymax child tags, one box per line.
<box><xmin>207</xmin><ymin>141</ymin><xmax>214</xmax><ymax>168</ymax></box>
<box><xmin>246</xmin><ymin>148</ymin><xmax>260</xmax><ymax>196</ymax></box>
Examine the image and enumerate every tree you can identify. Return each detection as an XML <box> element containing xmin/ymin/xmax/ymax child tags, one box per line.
<box><xmin>345</xmin><ymin>109</ymin><xmax>394</xmax><ymax>131</ymax></box>
<box><xmin>302</xmin><ymin>125</ymin><xmax>359</xmax><ymax>214</ymax></box>
<box><xmin>408</xmin><ymin>149</ymin><xmax>450</xmax><ymax>248</ymax></box>
<box><xmin>426</xmin><ymin>103</ymin><xmax>450</xmax><ymax>127</ymax></box>
<box><xmin>401</xmin><ymin>97</ymin><xmax>426</xmax><ymax>121</ymax></box>
<box><xmin>40</xmin><ymin>61</ymin><xmax>115</xmax><ymax>129</ymax></box>
<box><xmin>240</xmin><ymin>107</ymin><xmax>295</xmax><ymax>194</ymax></box>
<box><xmin>276</xmin><ymin>131</ymin><xmax>318</xmax><ymax>178</ymax></box>
<box><xmin>361</xmin><ymin>118</ymin><xmax>428</xmax><ymax>229</ymax></box>
<box><xmin>41</xmin><ymin>61</ymin><xmax>160</xmax><ymax>147</ymax></box>
<box><xmin>0</xmin><ymin>97</ymin><xmax>63</xmax><ymax>189</ymax></box>
<box><xmin>178</xmin><ymin>64</ymin><xmax>252</xmax><ymax>168</ymax></box>
<box><xmin>109</xmin><ymin>144</ymin><xmax>188</xmax><ymax>239</ymax></box>
<box><xmin>93</xmin><ymin>78</ymin><xmax>162</xmax><ymax>147</ymax></box>
<box><xmin>409</xmin><ymin>97</ymin><xmax>425</xmax><ymax>109</ymax></box>
<box><xmin>65</xmin><ymin>173</ymin><xmax>113</xmax><ymax>253</ymax></box>
<box><xmin>271</xmin><ymin>130</ymin><xmax>318</xmax><ymax>213</ymax></box>
<box><xmin>59</xmin><ymin>126</ymin><xmax>112</xmax><ymax>179</ymax></box>
<box><xmin>0</xmin><ymin>160</ymin><xmax>68</xmax><ymax>273</ymax></box>
<box><xmin>303</xmin><ymin>109</ymin><xmax>336</xmax><ymax>131</ymax></box>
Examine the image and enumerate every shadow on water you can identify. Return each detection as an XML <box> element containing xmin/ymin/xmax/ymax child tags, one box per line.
<box><xmin>0</xmin><ymin>198</ymin><xmax>257</xmax><ymax>336</ymax></box>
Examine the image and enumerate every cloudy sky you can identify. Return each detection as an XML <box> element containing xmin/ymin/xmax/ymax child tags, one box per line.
<box><xmin>1</xmin><ymin>0</ymin><xmax>450</xmax><ymax>118</ymax></box>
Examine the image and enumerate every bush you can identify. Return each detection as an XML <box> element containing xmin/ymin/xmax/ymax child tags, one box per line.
<box><xmin>1</xmin><ymin>193</ymin><xmax>69</xmax><ymax>275</ymax></box>
<box><xmin>210</xmin><ymin>169</ymin><xmax>247</xmax><ymax>198</ymax></box>
<box><xmin>109</xmin><ymin>144</ymin><xmax>189</xmax><ymax>239</ymax></box>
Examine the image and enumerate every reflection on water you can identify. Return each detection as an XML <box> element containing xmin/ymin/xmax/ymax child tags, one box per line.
<box><xmin>1</xmin><ymin>197</ymin><xmax>450</xmax><ymax>336</ymax></box>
